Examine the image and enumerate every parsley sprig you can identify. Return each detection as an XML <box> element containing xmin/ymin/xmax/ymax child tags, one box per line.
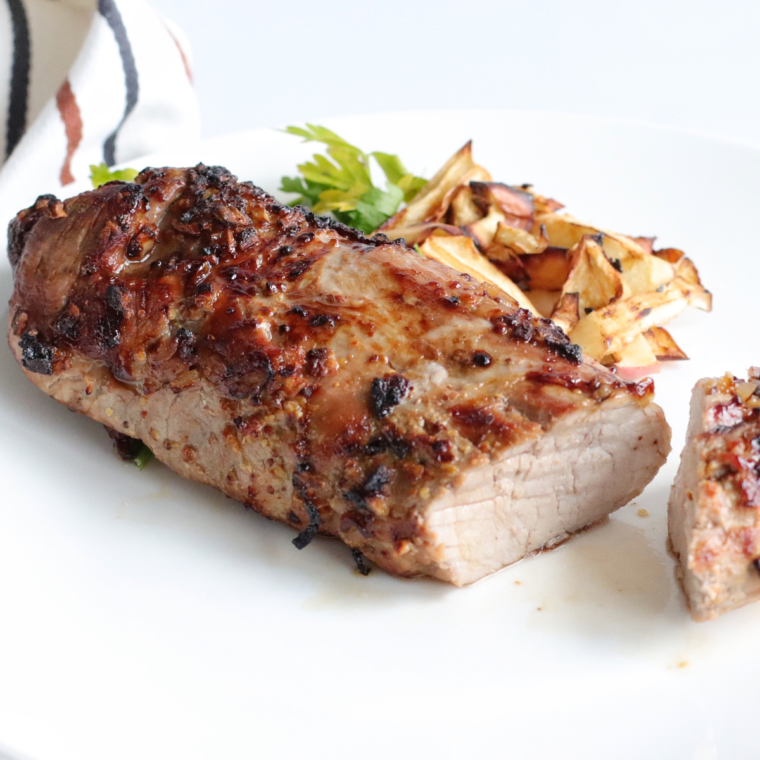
<box><xmin>133</xmin><ymin>445</ymin><xmax>154</xmax><ymax>470</ymax></box>
<box><xmin>89</xmin><ymin>163</ymin><xmax>139</xmax><ymax>188</ymax></box>
<box><xmin>280</xmin><ymin>124</ymin><xmax>427</xmax><ymax>234</ymax></box>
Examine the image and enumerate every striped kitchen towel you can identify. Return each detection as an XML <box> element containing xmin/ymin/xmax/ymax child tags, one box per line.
<box><xmin>0</xmin><ymin>0</ymin><xmax>199</xmax><ymax>227</ymax></box>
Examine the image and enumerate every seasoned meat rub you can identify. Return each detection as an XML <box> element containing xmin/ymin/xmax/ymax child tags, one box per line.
<box><xmin>7</xmin><ymin>165</ymin><xmax>671</xmax><ymax>584</ymax></box>
<box><xmin>669</xmin><ymin>370</ymin><xmax>760</xmax><ymax>619</ymax></box>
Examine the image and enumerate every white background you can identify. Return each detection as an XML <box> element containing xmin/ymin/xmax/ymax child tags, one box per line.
<box><xmin>152</xmin><ymin>0</ymin><xmax>760</xmax><ymax>147</ymax></box>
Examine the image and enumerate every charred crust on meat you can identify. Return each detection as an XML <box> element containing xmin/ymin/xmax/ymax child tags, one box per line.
<box><xmin>490</xmin><ymin>309</ymin><xmax>582</xmax><ymax>365</ymax></box>
<box><xmin>471</xmin><ymin>350</ymin><xmax>492</xmax><ymax>367</ymax></box>
<box><xmin>345</xmin><ymin>465</ymin><xmax>395</xmax><ymax>512</ymax></box>
<box><xmin>54</xmin><ymin>304</ymin><xmax>81</xmax><ymax>341</ymax></box>
<box><xmin>309</xmin><ymin>313</ymin><xmax>338</xmax><ymax>328</ymax></box>
<box><xmin>431</xmin><ymin>439</ymin><xmax>455</xmax><ymax>462</ymax></box>
<box><xmin>35</xmin><ymin>193</ymin><xmax>61</xmax><ymax>209</ymax></box>
<box><xmin>19</xmin><ymin>331</ymin><xmax>54</xmax><ymax>375</ymax></box>
<box><xmin>105</xmin><ymin>427</ymin><xmax>144</xmax><ymax>461</ymax></box>
<box><xmin>287</xmin><ymin>259</ymin><xmax>314</xmax><ymax>281</ymax></box>
<box><xmin>191</xmin><ymin>163</ymin><xmax>236</xmax><ymax>188</ymax></box>
<box><xmin>106</xmin><ymin>284</ymin><xmax>126</xmax><ymax>314</ymax></box>
<box><xmin>10</xmin><ymin>309</ymin><xmax>28</xmax><ymax>336</ymax></box>
<box><xmin>365</xmin><ymin>429</ymin><xmax>411</xmax><ymax>459</ymax></box>
<box><xmin>238</xmin><ymin>227</ymin><xmax>258</xmax><ymax>251</ymax></box>
<box><xmin>450</xmin><ymin>404</ymin><xmax>510</xmax><ymax>446</ymax></box>
<box><xmin>96</xmin><ymin>285</ymin><xmax>127</xmax><ymax>350</ymax></box>
<box><xmin>7</xmin><ymin>194</ymin><xmax>65</xmax><ymax>270</ymax></box>
<box><xmin>340</xmin><ymin>509</ymin><xmax>373</xmax><ymax>538</ymax></box>
<box><xmin>305</xmin><ymin>347</ymin><xmax>336</xmax><ymax>378</ymax></box>
<box><xmin>292</xmin><ymin>473</ymin><xmax>322</xmax><ymax>549</ymax></box>
<box><xmin>175</xmin><ymin>327</ymin><xmax>196</xmax><ymax>363</ymax></box>
<box><xmin>295</xmin><ymin>205</ymin><xmax>383</xmax><ymax>247</ymax></box>
<box><xmin>110</xmin><ymin>183</ymin><xmax>148</xmax><ymax>231</ymax></box>
<box><xmin>545</xmin><ymin>334</ymin><xmax>582</xmax><ymax>364</ymax></box>
<box><xmin>352</xmin><ymin>548</ymin><xmax>371</xmax><ymax>576</ymax></box>
<box><xmin>370</xmin><ymin>374</ymin><xmax>412</xmax><ymax>419</ymax></box>
<box><xmin>224</xmin><ymin>349</ymin><xmax>276</xmax><ymax>402</ymax></box>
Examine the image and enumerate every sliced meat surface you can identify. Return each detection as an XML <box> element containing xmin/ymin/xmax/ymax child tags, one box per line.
<box><xmin>7</xmin><ymin>166</ymin><xmax>671</xmax><ymax>585</ymax></box>
<box><xmin>669</xmin><ymin>370</ymin><xmax>760</xmax><ymax>619</ymax></box>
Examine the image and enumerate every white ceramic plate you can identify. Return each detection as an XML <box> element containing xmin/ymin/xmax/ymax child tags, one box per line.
<box><xmin>1</xmin><ymin>111</ymin><xmax>758</xmax><ymax>760</ymax></box>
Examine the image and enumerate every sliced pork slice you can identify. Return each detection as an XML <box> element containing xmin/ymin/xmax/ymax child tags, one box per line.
<box><xmin>7</xmin><ymin>166</ymin><xmax>671</xmax><ymax>585</ymax></box>
<box><xmin>669</xmin><ymin>370</ymin><xmax>760</xmax><ymax>620</ymax></box>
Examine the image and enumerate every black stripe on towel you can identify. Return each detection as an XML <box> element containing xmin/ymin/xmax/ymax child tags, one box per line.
<box><xmin>5</xmin><ymin>0</ymin><xmax>30</xmax><ymax>159</ymax></box>
<box><xmin>99</xmin><ymin>0</ymin><xmax>139</xmax><ymax>166</ymax></box>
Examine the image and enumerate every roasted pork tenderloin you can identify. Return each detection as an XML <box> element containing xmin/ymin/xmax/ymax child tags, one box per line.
<box><xmin>7</xmin><ymin>166</ymin><xmax>671</xmax><ymax>585</ymax></box>
<box><xmin>669</xmin><ymin>370</ymin><xmax>760</xmax><ymax>620</ymax></box>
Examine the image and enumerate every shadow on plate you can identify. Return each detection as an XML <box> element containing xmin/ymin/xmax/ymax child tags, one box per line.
<box><xmin>516</xmin><ymin>491</ymin><xmax>684</xmax><ymax>649</ymax></box>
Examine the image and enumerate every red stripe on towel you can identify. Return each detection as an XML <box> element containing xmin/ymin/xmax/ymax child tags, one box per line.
<box><xmin>56</xmin><ymin>79</ymin><xmax>83</xmax><ymax>186</ymax></box>
<box><xmin>165</xmin><ymin>25</ymin><xmax>193</xmax><ymax>83</ymax></box>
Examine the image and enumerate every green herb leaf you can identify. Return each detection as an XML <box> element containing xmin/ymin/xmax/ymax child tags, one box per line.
<box><xmin>397</xmin><ymin>173</ymin><xmax>428</xmax><ymax>203</ymax></box>
<box><xmin>90</xmin><ymin>163</ymin><xmax>139</xmax><ymax>188</ymax></box>
<box><xmin>279</xmin><ymin>175</ymin><xmax>325</xmax><ymax>207</ymax></box>
<box><xmin>283</xmin><ymin>124</ymin><xmax>358</xmax><ymax>152</ymax></box>
<box><xmin>371</xmin><ymin>152</ymin><xmax>407</xmax><ymax>185</ymax></box>
<box><xmin>133</xmin><ymin>444</ymin><xmax>154</xmax><ymax>470</ymax></box>
<box><xmin>279</xmin><ymin>125</ymin><xmax>427</xmax><ymax>233</ymax></box>
<box><xmin>361</xmin><ymin>184</ymin><xmax>405</xmax><ymax>217</ymax></box>
<box><xmin>332</xmin><ymin>184</ymin><xmax>405</xmax><ymax>234</ymax></box>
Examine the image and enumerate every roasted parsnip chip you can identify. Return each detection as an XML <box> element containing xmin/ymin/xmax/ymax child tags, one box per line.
<box><xmin>381</xmin><ymin>141</ymin><xmax>478</xmax><ymax>229</ymax></box>
<box><xmin>465</xmin><ymin>165</ymin><xmax>492</xmax><ymax>184</ymax></box>
<box><xmin>608</xmin><ymin>334</ymin><xmax>661</xmax><ymax>380</ymax></box>
<box><xmin>527</xmin><ymin>289</ymin><xmax>560</xmax><ymax>318</ymax></box>
<box><xmin>609</xmin><ymin>237</ymin><xmax>674</xmax><ymax>295</ymax></box>
<box><xmin>654</xmin><ymin>248</ymin><xmax>685</xmax><ymax>264</ymax></box>
<box><xmin>561</xmin><ymin>236</ymin><xmax>625</xmax><ymax>313</ymax></box>
<box><xmin>445</xmin><ymin>185</ymin><xmax>482</xmax><ymax>227</ymax></box>
<box><xmin>531</xmin><ymin>191</ymin><xmax>564</xmax><ymax>214</ymax></box>
<box><xmin>631</xmin><ymin>236</ymin><xmax>656</xmax><ymax>255</ymax></box>
<box><xmin>536</xmin><ymin>212</ymin><xmax>598</xmax><ymax>249</ymax></box>
<box><xmin>537</xmin><ymin>213</ymin><xmax>675</xmax><ymax>296</ymax></box>
<box><xmin>550</xmin><ymin>292</ymin><xmax>580</xmax><ymax>334</ymax></box>
<box><xmin>470</xmin><ymin>182</ymin><xmax>534</xmax><ymax>231</ymax></box>
<box><xmin>643</xmin><ymin>326</ymin><xmax>688</xmax><ymax>361</ymax></box>
<box><xmin>381</xmin><ymin>222</ymin><xmax>463</xmax><ymax>246</ymax></box>
<box><xmin>678</xmin><ymin>268</ymin><xmax>712</xmax><ymax>310</ymax></box>
<box><xmin>419</xmin><ymin>234</ymin><xmax>537</xmax><ymax>314</ymax></box>
<box><xmin>675</xmin><ymin>256</ymin><xmax>703</xmax><ymax>287</ymax></box>
<box><xmin>484</xmin><ymin>244</ymin><xmax>529</xmax><ymax>288</ymax></box>
<box><xmin>463</xmin><ymin>203</ymin><xmax>507</xmax><ymax>250</ymax></box>
<box><xmin>519</xmin><ymin>248</ymin><xmax>570</xmax><ymax>290</ymax></box>
<box><xmin>381</xmin><ymin>139</ymin><xmax>710</xmax><ymax>375</ymax></box>
<box><xmin>489</xmin><ymin>221</ymin><xmax>548</xmax><ymax>256</ymax></box>
<box><xmin>569</xmin><ymin>276</ymin><xmax>703</xmax><ymax>360</ymax></box>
